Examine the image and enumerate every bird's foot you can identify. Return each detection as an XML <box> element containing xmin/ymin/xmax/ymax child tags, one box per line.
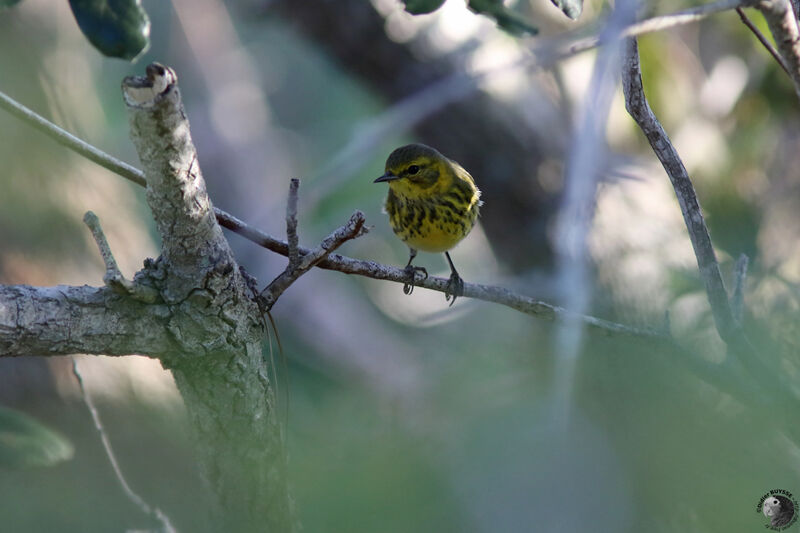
<box><xmin>445</xmin><ymin>271</ymin><xmax>464</xmax><ymax>306</ymax></box>
<box><xmin>403</xmin><ymin>265</ymin><xmax>428</xmax><ymax>295</ymax></box>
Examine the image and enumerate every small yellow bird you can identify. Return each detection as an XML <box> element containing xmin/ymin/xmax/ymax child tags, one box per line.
<box><xmin>375</xmin><ymin>143</ymin><xmax>482</xmax><ymax>305</ymax></box>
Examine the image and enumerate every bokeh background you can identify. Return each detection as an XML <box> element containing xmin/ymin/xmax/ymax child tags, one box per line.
<box><xmin>1</xmin><ymin>0</ymin><xmax>799</xmax><ymax>531</ymax></box>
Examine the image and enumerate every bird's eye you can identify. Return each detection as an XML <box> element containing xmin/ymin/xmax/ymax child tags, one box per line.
<box><xmin>407</xmin><ymin>165</ymin><xmax>420</xmax><ymax>175</ymax></box>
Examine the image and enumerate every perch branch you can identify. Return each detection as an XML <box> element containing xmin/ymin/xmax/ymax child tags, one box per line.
<box><xmin>1</xmin><ymin>74</ymin><xmax>672</xmax><ymax>339</ymax></box>
<box><xmin>737</xmin><ymin>7</ymin><xmax>791</xmax><ymax>74</ymax></box>
<box><xmin>71</xmin><ymin>358</ymin><xmax>177</xmax><ymax>533</ymax></box>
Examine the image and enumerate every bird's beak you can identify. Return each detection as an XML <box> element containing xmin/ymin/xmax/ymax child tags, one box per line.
<box><xmin>374</xmin><ymin>172</ymin><xmax>400</xmax><ymax>183</ymax></box>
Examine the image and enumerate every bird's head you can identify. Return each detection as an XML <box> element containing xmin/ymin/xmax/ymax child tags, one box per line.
<box><xmin>374</xmin><ymin>143</ymin><xmax>451</xmax><ymax>198</ymax></box>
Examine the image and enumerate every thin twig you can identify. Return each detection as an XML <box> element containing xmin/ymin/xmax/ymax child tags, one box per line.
<box><xmin>731</xmin><ymin>253</ymin><xmax>749</xmax><ymax>322</ymax></box>
<box><xmin>71</xmin><ymin>357</ymin><xmax>177</xmax><ymax>533</ymax></box>
<box><xmin>285</xmin><ymin>179</ymin><xmax>301</xmax><ymax>270</ymax></box>
<box><xmin>737</xmin><ymin>7</ymin><xmax>791</xmax><ymax>74</ymax></box>
<box><xmin>555</xmin><ymin>0</ymin><xmax>755</xmax><ymax>60</ymax></box>
<box><xmin>83</xmin><ymin>211</ymin><xmax>125</xmax><ymax>287</ymax></box>
<box><xmin>83</xmin><ymin>211</ymin><xmax>159</xmax><ymax>303</ymax></box>
<box><xmin>0</xmin><ymin>91</ymin><xmax>146</xmax><ymax>188</ymax></box>
<box><xmin>261</xmin><ymin>210</ymin><xmax>368</xmax><ymax>308</ymax></box>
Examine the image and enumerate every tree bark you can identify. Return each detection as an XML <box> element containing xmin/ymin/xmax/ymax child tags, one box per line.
<box><xmin>0</xmin><ymin>64</ymin><xmax>294</xmax><ymax>532</ymax></box>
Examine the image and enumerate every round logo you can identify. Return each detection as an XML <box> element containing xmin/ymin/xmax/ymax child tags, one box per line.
<box><xmin>757</xmin><ymin>489</ymin><xmax>798</xmax><ymax>530</ymax></box>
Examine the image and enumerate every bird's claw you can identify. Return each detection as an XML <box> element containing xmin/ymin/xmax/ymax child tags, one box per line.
<box><xmin>445</xmin><ymin>272</ymin><xmax>464</xmax><ymax>306</ymax></box>
<box><xmin>403</xmin><ymin>265</ymin><xmax>428</xmax><ymax>295</ymax></box>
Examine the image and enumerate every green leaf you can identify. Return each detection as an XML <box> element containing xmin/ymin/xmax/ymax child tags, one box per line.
<box><xmin>402</xmin><ymin>0</ymin><xmax>446</xmax><ymax>15</ymax></box>
<box><xmin>550</xmin><ymin>0</ymin><xmax>583</xmax><ymax>20</ymax></box>
<box><xmin>0</xmin><ymin>406</ymin><xmax>74</xmax><ymax>468</ymax></box>
<box><xmin>68</xmin><ymin>0</ymin><xmax>151</xmax><ymax>61</ymax></box>
<box><xmin>0</xmin><ymin>0</ymin><xmax>24</xmax><ymax>9</ymax></box>
<box><xmin>467</xmin><ymin>0</ymin><xmax>538</xmax><ymax>36</ymax></box>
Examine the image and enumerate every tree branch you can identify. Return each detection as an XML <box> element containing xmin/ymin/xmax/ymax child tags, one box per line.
<box><xmin>71</xmin><ymin>358</ymin><xmax>177</xmax><ymax>533</ymax></box>
<box><xmin>261</xmin><ymin>180</ymin><xmax>368</xmax><ymax>308</ymax></box>
<box><xmin>622</xmin><ymin>38</ymin><xmax>737</xmax><ymax>343</ymax></box>
<box><xmin>285</xmin><ymin>178</ymin><xmax>301</xmax><ymax>271</ymax></box>
<box><xmin>122</xmin><ymin>63</ymin><xmax>238</xmax><ymax>304</ymax></box>
<box><xmin>83</xmin><ymin>211</ymin><xmax>159</xmax><ymax>303</ymax></box>
<box><xmin>621</xmin><ymin>38</ymin><xmax>800</xmax><ymax>411</ymax></box>
<box><xmin>550</xmin><ymin>0</ymin><xmax>756</xmax><ymax>61</ymax></box>
<box><xmin>119</xmin><ymin>63</ymin><xmax>295</xmax><ymax>531</ymax></box>
<box><xmin>0</xmin><ymin>83</ymin><xmax>662</xmax><ymax>339</ymax></box>
<box><xmin>0</xmin><ymin>88</ymin><xmax>146</xmax><ymax>187</ymax></box>
<box><xmin>737</xmin><ymin>7</ymin><xmax>791</xmax><ymax>74</ymax></box>
<box><xmin>755</xmin><ymin>0</ymin><xmax>800</xmax><ymax>100</ymax></box>
<box><xmin>0</xmin><ymin>284</ymin><xmax>174</xmax><ymax>357</ymax></box>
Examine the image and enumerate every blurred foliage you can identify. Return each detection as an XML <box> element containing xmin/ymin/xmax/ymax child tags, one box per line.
<box><xmin>401</xmin><ymin>0</ymin><xmax>539</xmax><ymax>35</ymax></box>
<box><xmin>0</xmin><ymin>406</ymin><xmax>73</xmax><ymax>468</ymax></box>
<box><xmin>466</xmin><ymin>0</ymin><xmax>539</xmax><ymax>35</ymax></box>
<box><xmin>402</xmin><ymin>0</ymin><xmax>447</xmax><ymax>15</ymax></box>
<box><xmin>549</xmin><ymin>0</ymin><xmax>583</xmax><ymax>20</ymax></box>
<box><xmin>0</xmin><ymin>0</ymin><xmax>799</xmax><ymax>532</ymax></box>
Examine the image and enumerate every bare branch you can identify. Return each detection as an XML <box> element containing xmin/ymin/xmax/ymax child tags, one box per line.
<box><xmin>211</xmin><ymin>208</ymin><xmax>661</xmax><ymax>337</ymax></box>
<box><xmin>737</xmin><ymin>7</ymin><xmax>791</xmax><ymax>74</ymax></box>
<box><xmin>553</xmin><ymin>0</ymin><xmax>755</xmax><ymax>60</ymax></box>
<box><xmin>1</xmin><ymin>65</ymin><xmax>679</xmax><ymax>338</ymax></box>
<box><xmin>286</xmin><ymin>179</ymin><xmax>301</xmax><ymax>270</ymax></box>
<box><xmin>621</xmin><ymin>39</ymin><xmax>800</xmax><ymax>409</ymax></box>
<box><xmin>83</xmin><ymin>211</ymin><xmax>159</xmax><ymax>303</ymax></box>
<box><xmin>0</xmin><ymin>89</ymin><xmax>145</xmax><ymax>187</ymax></box>
<box><xmin>122</xmin><ymin>64</ymin><xmax>236</xmax><ymax>303</ymax></box>
<box><xmin>83</xmin><ymin>211</ymin><xmax>125</xmax><ymax>288</ymax></box>
<box><xmin>622</xmin><ymin>38</ymin><xmax>737</xmax><ymax>342</ymax></box>
<box><xmin>120</xmin><ymin>63</ymin><xmax>294</xmax><ymax>531</ymax></box>
<box><xmin>755</xmin><ymin>0</ymin><xmax>800</xmax><ymax>100</ymax></box>
<box><xmin>72</xmin><ymin>358</ymin><xmax>177</xmax><ymax>533</ymax></box>
<box><xmin>262</xmin><ymin>210</ymin><xmax>368</xmax><ymax>308</ymax></box>
<box><xmin>0</xmin><ymin>285</ymin><xmax>174</xmax><ymax>357</ymax></box>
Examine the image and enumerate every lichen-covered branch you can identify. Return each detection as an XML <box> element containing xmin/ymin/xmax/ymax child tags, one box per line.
<box><xmin>120</xmin><ymin>63</ymin><xmax>295</xmax><ymax>531</ymax></box>
<box><xmin>123</xmin><ymin>63</ymin><xmax>237</xmax><ymax>302</ymax></box>
<box><xmin>0</xmin><ymin>284</ymin><xmax>173</xmax><ymax>357</ymax></box>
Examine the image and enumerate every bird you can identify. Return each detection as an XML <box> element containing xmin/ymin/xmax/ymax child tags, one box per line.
<box><xmin>374</xmin><ymin>143</ymin><xmax>482</xmax><ymax>306</ymax></box>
